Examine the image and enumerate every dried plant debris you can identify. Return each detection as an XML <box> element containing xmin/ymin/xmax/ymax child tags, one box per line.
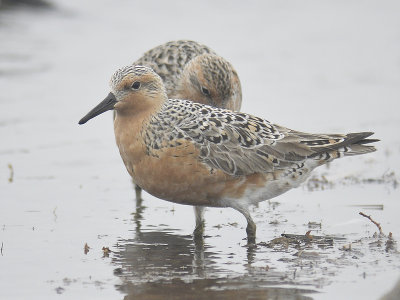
<box><xmin>84</xmin><ymin>243</ymin><xmax>90</xmax><ymax>255</ymax></box>
<box><xmin>366</xmin><ymin>234</ymin><xmax>397</xmax><ymax>253</ymax></box>
<box><xmin>306</xmin><ymin>171</ymin><xmax>398</xmax><ymax>191</ymax></box>
<box><xmin>102</xmin><ymin>247</ymin><xmax>111</xmax><ymax>257</ymax></box>
<box><xmin>385</xmin><ymin>233</ymin><xmax>397</xmax><ymax>252</ymax></box>
<box><xmin>260</xmin><ymin>231</ymin><xmax>344</xmax><ymax>250</ymax></box>
<box><xmin>269</xmin><ymin>219</ymin><xmax>280</xmax><ymax>225</ymax></box>
<box><xmin>305</xmin><ymin>230</ymin><xmax>313</xmax><ymax>240</ymax></box>
<box><xmin>341</xmin><ymin>243</ymin><xmax>352</xmax><ymax>251</ymax></box>
<box><xmin>281</xmin><ymin>232</ymin><xmax>344</xmax><ymax>245</ymax></box>
<box><xmin>8</xmin><ymin>163</ymin><xmax>13</xmax><ymax>183</ymax></box>
<box><xmin>53</xmin><ymin>207</ymin><xmax>58</xmax><ymax>221</ymax></box>
<box><xmin>55</xmin><ymin>287</ymin><xmax>65</xmax><ymax>294</ymax></box>
<box><xmin>259</xmin><ymin>236</ymin><xmax>291</xmax><ymax>250</ymax></box>
<box><xmin>256</xmin><ymin>213</ymin><xmax>399</xmax><ymax>289</ymax></box>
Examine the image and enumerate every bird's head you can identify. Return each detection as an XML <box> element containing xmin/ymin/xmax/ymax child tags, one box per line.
<box><xmin>176</xmin><ymin>53</ymin><xmax>242</xmax><ymax>111</ymax></box>
<box><xmin>79</xmin><ymin>65</ymin><xmax>167</xmax><ymax>125</ymax></box>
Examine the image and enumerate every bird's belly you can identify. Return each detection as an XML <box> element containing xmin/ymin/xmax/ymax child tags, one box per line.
<box><xmin>219</xmin><ymin>165</ymin><xmax>314</xmax><ymax>208</ymax></box>
<box><xmin>130</xmin><ymin>148</ymin><xmax>231</xmax><ymax>206</ymax></box>
<box><xmin>121</xmin><ymin>141</ymin><xmax>314</xmax><ymax>208</ymax></box>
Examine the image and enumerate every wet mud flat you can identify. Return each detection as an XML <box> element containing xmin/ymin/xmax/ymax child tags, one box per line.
<box><xmin>1</xmin><ymin>0</ymin><xmax>400</xmax><ymax>299</ymax></box>
<box><xmin>2</xmin><ymin>170</ymin><xmax>399</xmax><ymax>300</ymax></box>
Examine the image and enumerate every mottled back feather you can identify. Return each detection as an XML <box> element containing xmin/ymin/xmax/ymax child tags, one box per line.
<box><xmin>143</xmin><ymin>99</ymin><xmax>377</xmax><ymax>176</ymax></box>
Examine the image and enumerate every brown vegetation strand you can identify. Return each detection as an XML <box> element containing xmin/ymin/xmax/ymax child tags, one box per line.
<box><xmin>359</xmin><ymin>211</ymin><xmax>384</xmax><ymax>235</ymax></box>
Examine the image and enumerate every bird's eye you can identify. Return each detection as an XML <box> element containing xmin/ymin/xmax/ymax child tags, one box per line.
<box><xmin>201</xmin><ymin>87</ymin><xmax>210</xmax><ymax>96</ymax></box>
<box><xmin>131</xmin><ymin>81</ymin><xmax>141</xmax><ymax>90</ymax></box>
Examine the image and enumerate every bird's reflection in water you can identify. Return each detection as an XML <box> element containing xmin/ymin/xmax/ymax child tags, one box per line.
<box><xmin>111</xmin><ymin>197</ymin><xmax>317</xmax><ymax>299</ymax></box>
<box><xmin>131</xmin><ymin>191</ymin><xmax>145</xmax><ymax>238</ymax></box>
<box><xmin>113</xmin><ymin>195</ymin><xmax>217</xmax><ymax>281</ymax></box>
<box><xmin>112</xmin><ymin>230</ymin><xmax>216</xmax><ymax>280</ymax></box>
<box><xmin>112</xmin><ymin>230</ymin><xmax>316</xmax><ymax>299</ymax></box>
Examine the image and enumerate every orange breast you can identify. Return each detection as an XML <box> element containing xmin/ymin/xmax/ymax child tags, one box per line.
<box><xmin>122</xmin><ymin>139</ymin><xmax>269</xmax><ymax>206</ymax></box>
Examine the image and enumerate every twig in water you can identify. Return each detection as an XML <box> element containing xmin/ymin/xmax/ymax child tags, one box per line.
<box><xmin>359</xmin><ymin>211</ymin><xmax>384</xmax><ymax>235</ymax></box>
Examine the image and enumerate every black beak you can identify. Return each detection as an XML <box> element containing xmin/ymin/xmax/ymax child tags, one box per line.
<box><xmin>78</xmin><ymin>92</ymin><xmax>117</xmax><ymax>125</ymax></box>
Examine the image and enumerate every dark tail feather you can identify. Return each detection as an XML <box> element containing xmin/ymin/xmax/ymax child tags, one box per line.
<box><xmin>339</xmin><ymin>132</ymin><xmax>378</xmax><ymax>156</ymax></box>
<box><xmin>309</xmin><ymin>132</ymin><xmax>378</xmax><ymax>159</ymax></box>
<box><xmin>345</xmin><ymin>132</ymin><xmax>375</xmax><ymax>143</ymax></box>
<box><xmin>354</xmin><ymin>138</ymin><xmax>380</xmax><ymax>145</ymax></box>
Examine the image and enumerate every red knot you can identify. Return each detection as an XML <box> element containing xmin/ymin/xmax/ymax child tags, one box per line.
<box><xmin>79</xmin><ymin>65</ymin><xmax>378</xmax><ymax>244</ymax></box>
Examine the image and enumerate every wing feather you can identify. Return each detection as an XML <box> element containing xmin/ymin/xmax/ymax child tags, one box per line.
<box><xmin>147</xmin><ymin>99</ymin><xmax>376</xmax><ymax>176</ymax></box>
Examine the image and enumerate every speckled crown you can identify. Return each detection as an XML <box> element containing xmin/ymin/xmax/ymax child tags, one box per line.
<box><xmin>110</xmin><ymin>65</ymin><xmax>159</xmax><ymax>88</ymax></box>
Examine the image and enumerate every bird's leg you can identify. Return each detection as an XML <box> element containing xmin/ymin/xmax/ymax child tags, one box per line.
<box><xmin>132</xmin><ymin>182</ymin><xmax>145</xmax><ymax>235</ymax></box>
<box><xmin>246</xmin><ymin>219</ymin><xmax>257</xmax><ymax>245</ymax></box>
<box><xmin>193</xmin><ymin>206</ymin><xmax>205</xmax><ymax>240</ymax></box>
<box><xmin>134</xmin><ymin>183</ymin><xmax>143</xmax><ymax>203</ymax></box>
<box><xmin>232</xmin><ymin>205</ymin><xmax>256</xmax><ymax>245</ymax></box>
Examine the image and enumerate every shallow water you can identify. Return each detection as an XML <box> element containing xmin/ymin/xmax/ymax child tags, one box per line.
<box><xmin>1</xmin><ymin>1</ymin><xmax>400</xmax><ymax>299</ymax></box>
